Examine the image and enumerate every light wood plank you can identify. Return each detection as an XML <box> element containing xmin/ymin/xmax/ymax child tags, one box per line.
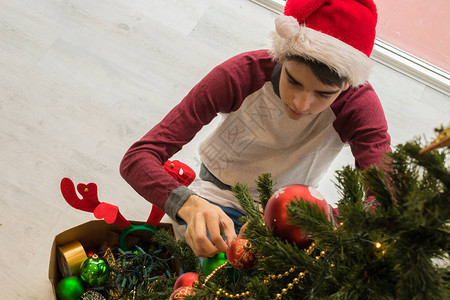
<box><xmin>0</xmin><ymin>1</ymin><xmax>448</xmax><ymax>298</ymax></box>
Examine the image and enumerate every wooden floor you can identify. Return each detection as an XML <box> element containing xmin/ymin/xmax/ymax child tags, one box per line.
<box><xmin>0</xmin><ymin>1</ymin><xmax>448</xmax><ymax>298</ymax></box>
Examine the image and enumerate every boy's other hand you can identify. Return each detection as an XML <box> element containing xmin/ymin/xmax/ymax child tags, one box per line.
<box><xmin>177</xmin><ymin>195</ymin><xmax>236</xmax><ymax>257</ymax></box>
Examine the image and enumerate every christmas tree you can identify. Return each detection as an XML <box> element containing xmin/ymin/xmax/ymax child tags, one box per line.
<box><xmin>148</xmin><ymin>133</ymin><xmax>449</xmax><ymax>300</ymax></box>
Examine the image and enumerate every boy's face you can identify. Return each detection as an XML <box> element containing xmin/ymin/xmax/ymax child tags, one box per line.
<box><xmin>279</xmin><ymin>58</ymin><xmax>350</xmax><ymax>120</ymax></box>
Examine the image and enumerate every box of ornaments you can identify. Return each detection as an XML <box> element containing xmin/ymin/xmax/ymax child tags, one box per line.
<box><xmin>48</xmin><ymin>219</ymin><xmax>179</xmax><ymax>300</ymax></box>
<box><xmin>47</xmin><ymin>173</ymin><xmax>193</xmax><ymax>300</ymax></box>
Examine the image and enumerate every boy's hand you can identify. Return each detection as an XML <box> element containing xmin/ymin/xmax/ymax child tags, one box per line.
<box><xmin>177</xmin><ymin>194</ymin><xmax>236</xmax><ymax>257</ymax></box>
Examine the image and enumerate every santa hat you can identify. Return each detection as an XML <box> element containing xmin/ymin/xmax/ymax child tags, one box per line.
<box><xmin>271</xmin><ymin>0</ymin><xmax>378</xmax><ymax>87</ymax></box>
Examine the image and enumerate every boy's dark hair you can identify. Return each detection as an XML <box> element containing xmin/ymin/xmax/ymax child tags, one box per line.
<box><xmin>286</xmin><ymin>55</ymin><xmax>348</xmax><ymax>88</ymax></box>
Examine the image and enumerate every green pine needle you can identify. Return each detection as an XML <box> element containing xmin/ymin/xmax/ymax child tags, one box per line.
<box><xmin>256</xmin><ymin>173</ymin><xmax>275</xmax><ymax>210</ymax></box>
<box><xmin>232</xmin><ymin>183</ymin><xmax>261</xmax><ymax>221</ymax></box>
<box><xmin>153</xmin><ymin>229</ymin><xmax>201</xmax><ymax>274</ymax></box>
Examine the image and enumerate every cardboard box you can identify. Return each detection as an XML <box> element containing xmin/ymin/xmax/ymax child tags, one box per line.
<box><xmin>48</xmin><ymin>220</ymin><xmax>177</xmax><ymax>299</ymax></box>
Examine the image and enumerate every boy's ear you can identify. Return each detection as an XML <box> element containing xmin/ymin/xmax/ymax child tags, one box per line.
<box><xmin>342</xmin><ymin>82</ymin><xmax>351</xmax><ymax>91</ymax></box>
<box><xmin>279</xmin><ymin>56</ymin><xmax>285</xmax><ymax>64</ymax></box>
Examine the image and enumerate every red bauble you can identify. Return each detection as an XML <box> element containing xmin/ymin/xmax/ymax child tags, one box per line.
<box><xmin>226</xmin><ymin>238</ymin><xmax>258</xmax><ymax>270</ymax></box>
<box><xmin>173</xmin><ymin>272</ymin><xmax>199</xmax><ymax>290</ymax></box>
<box><xmin>264</xmin><ymin>184</ymin><xmax>330</xmax><ymax>249</ymax></box>
<box><xmin>169</xmin><ymin>286</ymin><xmax>196</xmax><ymax>299</ymax></box>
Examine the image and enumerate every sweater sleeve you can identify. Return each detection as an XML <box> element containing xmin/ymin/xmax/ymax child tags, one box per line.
<box><xmin>119</xmin><ymin>50</ymin><xmax>275</xmax><ymax>221</ymax></box>
<box><xmin>331</xmin><ymin>83</ymin><xmax>391</xmax><ymax>170</ymax></box>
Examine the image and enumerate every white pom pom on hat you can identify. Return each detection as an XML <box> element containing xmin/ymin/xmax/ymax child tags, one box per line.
<box><xmin>275</xmin><ymin>16</ymin><xmax>300</xmax><ymax>39</ymax></box>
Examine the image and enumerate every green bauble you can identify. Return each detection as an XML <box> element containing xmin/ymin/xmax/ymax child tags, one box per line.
<box><xmin>56</xmin><ymin>276</ymin><xmax>86</xmax><ymax>300</ymax></box>
<box><xmin>79</xmin><ymin>254</ymin><xmax>110</xmax><ymax>287</ymax></box>
<box><xmin>202</xmin><ymin>252</ymin><xmax>227</xmax><ymax>276</ymax></box>
<box><xmin>224</xmin><ymin>265</ymin><xmax>241</xmax><ymax>283</ymax></box>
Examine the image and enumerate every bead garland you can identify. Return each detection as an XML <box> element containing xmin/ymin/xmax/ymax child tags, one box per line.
<box><xmin>214</xmin><ymin>289</ymin><xmax>251</xmax><ymax>299</ymax></box>
<box><xmin>265</xmin><ymin>243</ymin><xmax>318</xmax><ymax>300</ymax></box>
<box><xmin>205</xmin><ymin>243</ymin><xmax>325</xmax><ymax>300</ymax></box>
<box><xmin>272</xmin><ymin>247</ymin><xmax>327</xmax><ymax>300</ymax></box>
<box><xmin>202</xmin><ymin>261</ymin><xmax>229</xmax><ymax>287</ymax></box>
<box><xmin>274</xmin><ymin>270</ymin><xmax>308</xmax><ymax>300</ymax></box>
<box><xmin>263</xmin><ymin>266</ymin><xmax>297</xmax><ymax>284</ymax></box>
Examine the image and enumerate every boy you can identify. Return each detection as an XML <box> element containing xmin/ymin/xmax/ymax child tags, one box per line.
<box><xmin>120</xmin><ymin>0</ymin><xmax>391</xmax><ymax>257</ymax></box>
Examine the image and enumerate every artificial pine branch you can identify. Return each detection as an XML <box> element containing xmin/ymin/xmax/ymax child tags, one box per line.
<box><xmin>384</xmin><ymin>148</ymin><xmax>417</xmax><ymax>207</ymax></box>
<box><xmin>232</xmin><ymin>177</ymin><xmax>322</xmax><ymax>299</ymax></box>
<box><xmin>145</xmin><ymin>277</ymin><xmax>177</xmax><ymax>300</ymax></box>
<box><xmin>334</xmin><ymin>166</ymin><xmax>371</xmax><ymax>234</ymax></box>
<box><xmin>232</xmin><ymin>183</ymin><xmax>261</xmax><ymax>221</ymax></box>
<box><xmin>362</xmin><ymin>141</ymin><xmax>449</xmax><ymax>299</ymax></box>
<box><xmin>286</xmin><ymin>198</ymin><xmax>335</xmax><ymax>244</ymax></box>
<box><xmin>152</xmin><ymin>229</ymin><xmax>201</xmax><ymax>274</ymax></box>
<box><xmin>440</xmin><ymin>265</ymin><xmax>450</xmax><ymax>297</ymax></box>
<box><xmin>402</xmin><ymin>142</ymin><xmax>449</xmax><ymax>229</ymax></box>
<box><xmin>256</xmin><ymin>173</ymin><xmax>275</xmax><ymax>210</ymax></box>
<box><xmin>187</xmin><ymin>265</ymin><xmax>262</xmax><ymax>300</ymax></box>
<box><xmin>335</xmin><ymin>165</ymin><xmax>366</xmax><ymax>206</ymax></box>
<box><xmin>406</xmin><ymin>140</ymin><xmax>449</xmax><ymax>187</ymax></box>
<box><xmin>155</xmin><ymin>135</ymin><xmax>448</xmax><ymax>300</ymax></box>
<box><xmin>363</xmin><ymin>166</ymin><xmax>396</xmax><ymax>212</ymax></box>
<box><xmin>293</xmin><ymin>201</ymin><xmax>394</xmax><ymax>299</ymax></box>
<box><xmin>283</xmin><ymin>139</ymin><xmax>448</xmax><ymax>299</ymax></box>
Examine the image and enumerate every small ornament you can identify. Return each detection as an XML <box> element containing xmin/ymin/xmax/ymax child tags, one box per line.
<box><xmin>202</xmin><ymin>252</ymin><xmax>227</xmax><ymax>276</ymax></box>
<box><xmin>55</xmin><ymin>276</ymin><xmax>86</xmax><ymax>300</ymax></box>
<box><xmin>169</xmin><ymin>286</ymin><xmax>196</xmax><ymax>299</ymax></box>
<box><xmin>226</xmin><ymin>238</ymin><xmax>258</xmax><ymax>270</ymax></box>
<box><xmin>102</xmin><ymin>248</ymin><xmax>117</xmax><ymax>268</ymax></box>
<box><xmin>79</xmin><ymin>254</ymin><xmax>110</xmax><ymax>287</ymax></box>
<box><xmin>264</xmin><ymin>184</ymin><xmax>330</xmax><ymax>248</ymax></box>
<box><xmin>173</xmin><ymin>272</ymin><xmax>199</xmax><ymax>290</ymax></box>
<box><xmin>80</xmin><ymin>290</ymin><xmax>106</xmax><ymax>300</ymax></box>
<box><xmin>86</xmin><ymin>249</ymin><xmax>97</xmax><ymax>258</ymax></box>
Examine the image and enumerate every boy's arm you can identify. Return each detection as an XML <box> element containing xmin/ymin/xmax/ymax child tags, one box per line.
<box><xmin>120</xmin><ymin>50</ymin><xmax>275</xmax><ymax>257</ymax></box>
<box><xmin>119</xmin><ymin>50</ymin><xmax>275</xmax><ymax>221</ymax></box>
<box><xmin>119</xmin><ymin>66</ymin><xmax>238</xmax><ymax>221</ymax></box>
<box><xmin>332</xmin><ymin>83</ymin><xmax>391</xmax><ymax>171</ymax></box>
